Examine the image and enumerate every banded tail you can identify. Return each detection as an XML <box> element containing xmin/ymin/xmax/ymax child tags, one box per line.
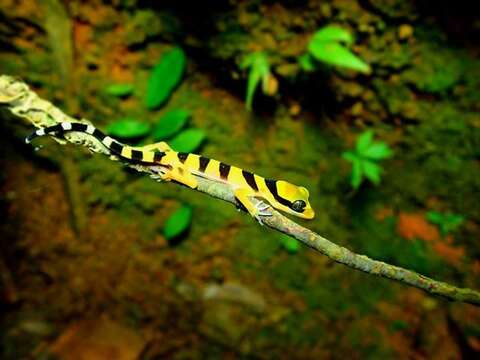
<box><xmin>25</xmin><ymin>122</ymin><xmax>166</xmax><ymax>163</ymax></box>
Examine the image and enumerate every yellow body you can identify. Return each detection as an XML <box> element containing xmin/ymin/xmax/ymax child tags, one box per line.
<box><xmin>27</xmin><ymin>122</ymin><xmax>315</xmax><ymax>221</ymax></box>
<box><xmin>131</xmin><ymin>141</ymin><xmax>315</xmax><ymax>220</ymax></box>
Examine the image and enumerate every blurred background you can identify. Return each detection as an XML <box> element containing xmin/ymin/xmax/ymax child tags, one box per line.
<box><xmin>1</xmin><ymin>0</ymin><xmax>480</xmax><ymax>359</ymax></box>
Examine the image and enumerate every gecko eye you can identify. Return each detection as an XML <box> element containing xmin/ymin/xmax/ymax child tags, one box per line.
<box><xmin>291</xmin><ymin>200</ymin><xmax>306</xmax><ymax>212</ymax></box>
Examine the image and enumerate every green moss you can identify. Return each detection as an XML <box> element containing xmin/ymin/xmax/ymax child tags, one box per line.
<box><xmin>271</xmin><ymin>256</ymin><xmax>308</xmax><ymax>290</ymax></box>
<box><xmin>233</xmin><ymin>226</ymin><xmax>281</xmax><ymax>263</ymax></box>
<box><xmin>403</xmin><ymin>44</ymin><xmax>465</xmax><ymax>93</ymax></box>
<box><xmin>125</xmin><ymin>10</ymin><xmax>163</xmax><ymax>46</ymax></box>
<box><xmin>344</xmin><ymin>322</ymin><xmax>394</xmax><ymax>359</ymax></box>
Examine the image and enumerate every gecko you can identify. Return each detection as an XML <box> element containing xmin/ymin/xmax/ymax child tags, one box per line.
<box><xmin>26</xmin><ymin>122</ymin><xmax>315</xmax><ymax>222</ymax></box>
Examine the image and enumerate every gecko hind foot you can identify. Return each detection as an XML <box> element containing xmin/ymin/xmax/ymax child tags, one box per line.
<box><xmin>149</xmin><ymin>166</ymin><xmax>168</xmax><ymax>182</ymax></box>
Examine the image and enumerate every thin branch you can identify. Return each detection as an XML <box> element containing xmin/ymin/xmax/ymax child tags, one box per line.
<box><xmin>1</xmin><ymin>74</ymin><xmax>479</xmax><ymax>306</ymax></box>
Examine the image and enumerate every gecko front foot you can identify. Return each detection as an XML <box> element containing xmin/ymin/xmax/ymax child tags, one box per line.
<box><xmin>253</xmin><ymin>200</ymin><xmax>272</xmax><ymax>225</ymax></box>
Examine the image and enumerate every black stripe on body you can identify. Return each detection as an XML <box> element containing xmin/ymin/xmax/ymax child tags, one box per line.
<box><xmin>264</xmin><ymin>179</ymin><xmax>292</xmax><ymax>207</ymax></box>
<box><xmin>92</xmin><ymin>129</ymin><xmax>105</xmax><ymax>140</ymax></box>
<box><xmin>242</xmin><ymin>170</ymin><xmax>258</xmax><ymax>191</ymax></box>
<box><xmin>71</xmin><ymin>123</ymin><xmax>88</xmax><ymax>132</ymax></box>
<box><xmin>45</xmin><ymin>124</ymin><xmax>65</xmax><ymax>135</ymax></box>
<box><xmin>131</xmin><ymin>149</ymin><xmax>143</xmax><ymax>161</ymax></box>
<box><xmin>219</xmin><ymin>163</ymin><xmax>231</xmax><ymax>180</ymax></box>
<box><xmin>154</xmin><ymin>151</ymin><xmax>165</xmax><ymax>162</ymax></box>
<box><xmin>177</xmin><ymin>152</ymin><xmax>188</xmax><ymax>163</ymax></box>
<box><xmin>198</xmin><ymin>156</ymin><xmax>210</xmax><ymax>172</ymax></box>
<box><xmin>110</xmin><ymin>142</ymin><xmax>123</xmax><ymax>154</ymax></box>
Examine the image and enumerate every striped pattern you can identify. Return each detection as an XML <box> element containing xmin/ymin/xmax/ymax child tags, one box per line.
<box><xmin>199</xmin><ymin>156</ymin><xmax>210</xmax><ymax>172</ymax></box>
<box><xmin>219</xmin><ymin>162</ymin><xmax>231</xmax><ymax>180</ymax></box>
<box><xmin>265</xmin><ymin>179</ymin><xmax>293</xmax><ymax>208</ymax></box>
<box><xmin>172</xmin><ymin>152</ymin><xmax>294</xmax><ymax>208</ymax></box>
<box><xmin>26</xmin><ymin>122</ymin><xmax>307</xmax><ymax>217</ymax></box>
<box><xmin>242</xmin><ymin>170</ymin><xmax>258</xmax><ymax>191</ymax></box>
<box><xmin>25</xmin><ymin>122</ymin><xmax>165</xmax><ymax>164</ymax></box>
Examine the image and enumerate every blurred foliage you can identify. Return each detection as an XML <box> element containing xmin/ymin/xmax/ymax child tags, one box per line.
<box><xmin>104</xmin><ymin>83</ymin><xmax>134</xmax><ymax>97</ymax></box>
<box><xmin>279</xmin><ymin>234</ymin><xmax>300</xmax><ymax>254</ymax></box>
<box><xmin>145</xmin><ymin>47</ymin><xmax>186</xmax><ymax>110</ymax></box>
<box><xmin>152</xmin><ymin>109</ymin><xmax>190</xmax><ymax>141</ymax></box>
<box><xmin>240</xmin><ymin>51</ymin><xmax>272</xmax><ymax>110</ymax></box>
<box><xmin>427</xmin><ymin>211</ymin><xmax>465</xmax><ymax>237</ymax></box>
<box><xmin>342</xmin><ymin>131</ymin><xmax>393</xmax><ymax>189</ymax></box>
<box><xmin>163</xmin><ymin>204</ymin><xmax>193</xmax><ymax>241</ymax></box>
<box><xmin>106</xmin><ymin>118</ymin><xmax>151</xmax><ymax>139</ymax></box>
<box><xmin>169</xmin><ymin>129</ymin><xmax>206</xmax><ymax>153</ymax></box>
<box><xmin>306</xmin><ymin>25</ymin><xmax>371</xmax><ymax>74</ymax></box>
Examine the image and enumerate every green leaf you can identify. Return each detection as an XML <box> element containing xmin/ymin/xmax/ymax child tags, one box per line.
<box><xmin>308</xmin><ymin>42</ymin><xmax>371</xmax><ymax>74</ymax></box>
<box><xmin>163</xmin><ymin>205</ymin><xmax>192</xmax><ymax>240</ymax></box>
<box><xmin>279</xmin><ymin>235</ymin><xmax>300</xmax><ymax>254</ymax></box>
<box><xmin>311</xmin><ymin>26</ymin><xmax>354</xmax><ymax>45</ymax></box>
<box><xmin>145</xmin><ymin>47</ymin><xmax>186</xmax><ymax>110</ymax></box>
<box><xmin>169</xmin><ymin>128</ymin><xmax>206</xmax><ymax>153</ymax></box>
<box><xmin>246</xmin><ymin>69</ymin><xmax>262</xmax><ymax>111</ymax></box>
<box><xmin>106</xmin><ymin>119</ymin><xmax>150</xmax><ymax>139</ymax></box>
<box><xmin>443</xmin><ymin>214</ymin><xmax>464</xmax><ymax>234</ymax></box>
<box><xmin>426</xmin><ymin>211</ymin><xmax>444</xmax><ymax>224</ymax></box>
<box><xmin>363</xmin><ymin>142</ymin><xmax>393</xmax><ymax>160</ymax></box>
<box><xmin>427</xmin><ymin>211</ymin><xmax>465</xmax><ymax>236</ymax></box>
<box><xmin>356</xmin><ymin>130</ymin><xmax>374</xmax><ymax>153</ymax></box>
<box><xmin>152</xmin><ymin>109</ymin><xmax>190</xmax><ymax>141</ymax></box>
<box><xmin>342</xmin><ymin>151</ymin><xmax>359</xmax><ymax>163</ymax></box>
<box><xmin>298</xmin><ymin>53</ymin><xmax>317</xmax><ymax>72</ymax></box>
<box><xmin>351</xmin><ymin>159</ymin><xmax>363</xmax><ymax>189</ymax></box>
<box><xmin>362</xmin><ymin>160</ymin><xmax>381</xmax><ymax>185</ymax></box>
<box><xmin>105</xmin><ymin>83</ymin><xmax>134</xmax><ymax>97</ymax></box>
<box><xmin>241</xmin><ymin>52</ymin><xmax>270</xmax><ymax>110</ymax></box>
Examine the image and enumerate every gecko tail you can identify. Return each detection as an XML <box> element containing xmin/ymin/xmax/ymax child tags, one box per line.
<box><xmin>25</xmin><ymin>121</ymin><xmax>166</xmax><ymax>164</ymax></box>
<box><xmin>25</xmin><ymin>128</ymin><xmax>47</xmax><ymax>143</ymax></box>
<box><xmin>25</xmin><ymin>122</ymin><xmax>107</xmax><ymax>146</ymax></box>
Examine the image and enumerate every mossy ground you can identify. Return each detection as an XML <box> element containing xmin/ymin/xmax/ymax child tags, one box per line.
<box><xmin>1</xmin><ymin>0</ymin><xmax>480</xmax><ymax>358</ymax></box>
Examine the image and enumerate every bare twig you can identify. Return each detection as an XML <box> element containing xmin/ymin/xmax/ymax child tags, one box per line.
<box><xmin>1</xmin><ymin>74</ymin><xmax>479</xmax><ymax>306</ymax></box>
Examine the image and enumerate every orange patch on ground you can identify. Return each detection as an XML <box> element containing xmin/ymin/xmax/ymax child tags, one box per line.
<box><xmin>50</xmin><ymin>316</ymin><xmax>145</xmax><ymax>360</ymax></box>
<box><xmin>73</xmin><ymin>22</ymin><xmax>92</xmax><ymax>50</ymax></box>
<box><xmin>472</xmin><ymin>260</ymin><xmax>480</xmax><ymax>275</ymax></box>
<box><xmin>397</xmin><ymin>213</ymin><xmax>465</xmax><ymax>266</ymax></box>
<box><xmin>432</xmin><ymin>238</ymin><xmax>465</xmax><ymax>266</ymax></box>
<box><xmin>397</xmin><ymin>213</ymin><xmax>440</xmax><ymax>242</ymax></box>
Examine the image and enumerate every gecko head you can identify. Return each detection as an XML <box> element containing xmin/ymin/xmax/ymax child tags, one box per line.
<box><xmin>275</xmin><ymin>181</ymin><xmax>315</xmax><ymax>219</ymax></box>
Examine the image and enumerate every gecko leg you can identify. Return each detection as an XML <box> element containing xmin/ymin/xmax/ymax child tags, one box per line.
<box><xmin>234</xmin><ymin>188</ymin><xmax>272</xmax><ymax>225</ymax></box>
<box><xmin>133</xmin><ymin>141</ymin><xmax>172</xmax><ymax>153</ymax></box>
<box><xmin>150</xmin><ymin>165</ymin><xmax>198</xmax><ymax>189</ymax></box>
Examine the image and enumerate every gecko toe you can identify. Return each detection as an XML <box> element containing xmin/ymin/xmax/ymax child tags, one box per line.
<box><xmin>255</xmin><ymin>201</ymin><xmax>272</xmax><ymax>217</ymax></box>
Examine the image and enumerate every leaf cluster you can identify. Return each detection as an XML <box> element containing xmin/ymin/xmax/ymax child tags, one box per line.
<box><xmin>426</xmin><ymin>211</ymin><xmax>465</xmax><ymax>236</ymax></box>
<box><xmin>302</xmin><ymin>26</ymin><xmax>371</xmax><ymax>74</ymax></box>
<box><xmin>240</xmin><ymin>26</ymin><xmax>370</xmax><ymax>110</ymax></box>
<box><xmin>105</xmin><ymin>47</ymin><xmax>205</xmax><ymax>152</ymax></box>
<box><xmin>240</xmin><ymin>51</ymin><xmax>274</xmax><ymax>111</ymax></box>
<box><xmin>342</xmin><ymin>131</ymin><xmax>393</xmax><ymax>189</ymax></box>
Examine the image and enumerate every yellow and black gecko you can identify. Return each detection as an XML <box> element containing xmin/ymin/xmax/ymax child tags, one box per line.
<box><xmin>26</xmin><ymin>122</ymin><xmax>315</xmax><ymax>221</ymax></box>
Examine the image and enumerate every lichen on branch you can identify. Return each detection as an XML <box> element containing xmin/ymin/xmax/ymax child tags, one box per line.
<box><xmin>1</xmin><ymin>74</ymin><xmax>479</xmax><ymax>306</ymax></box>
